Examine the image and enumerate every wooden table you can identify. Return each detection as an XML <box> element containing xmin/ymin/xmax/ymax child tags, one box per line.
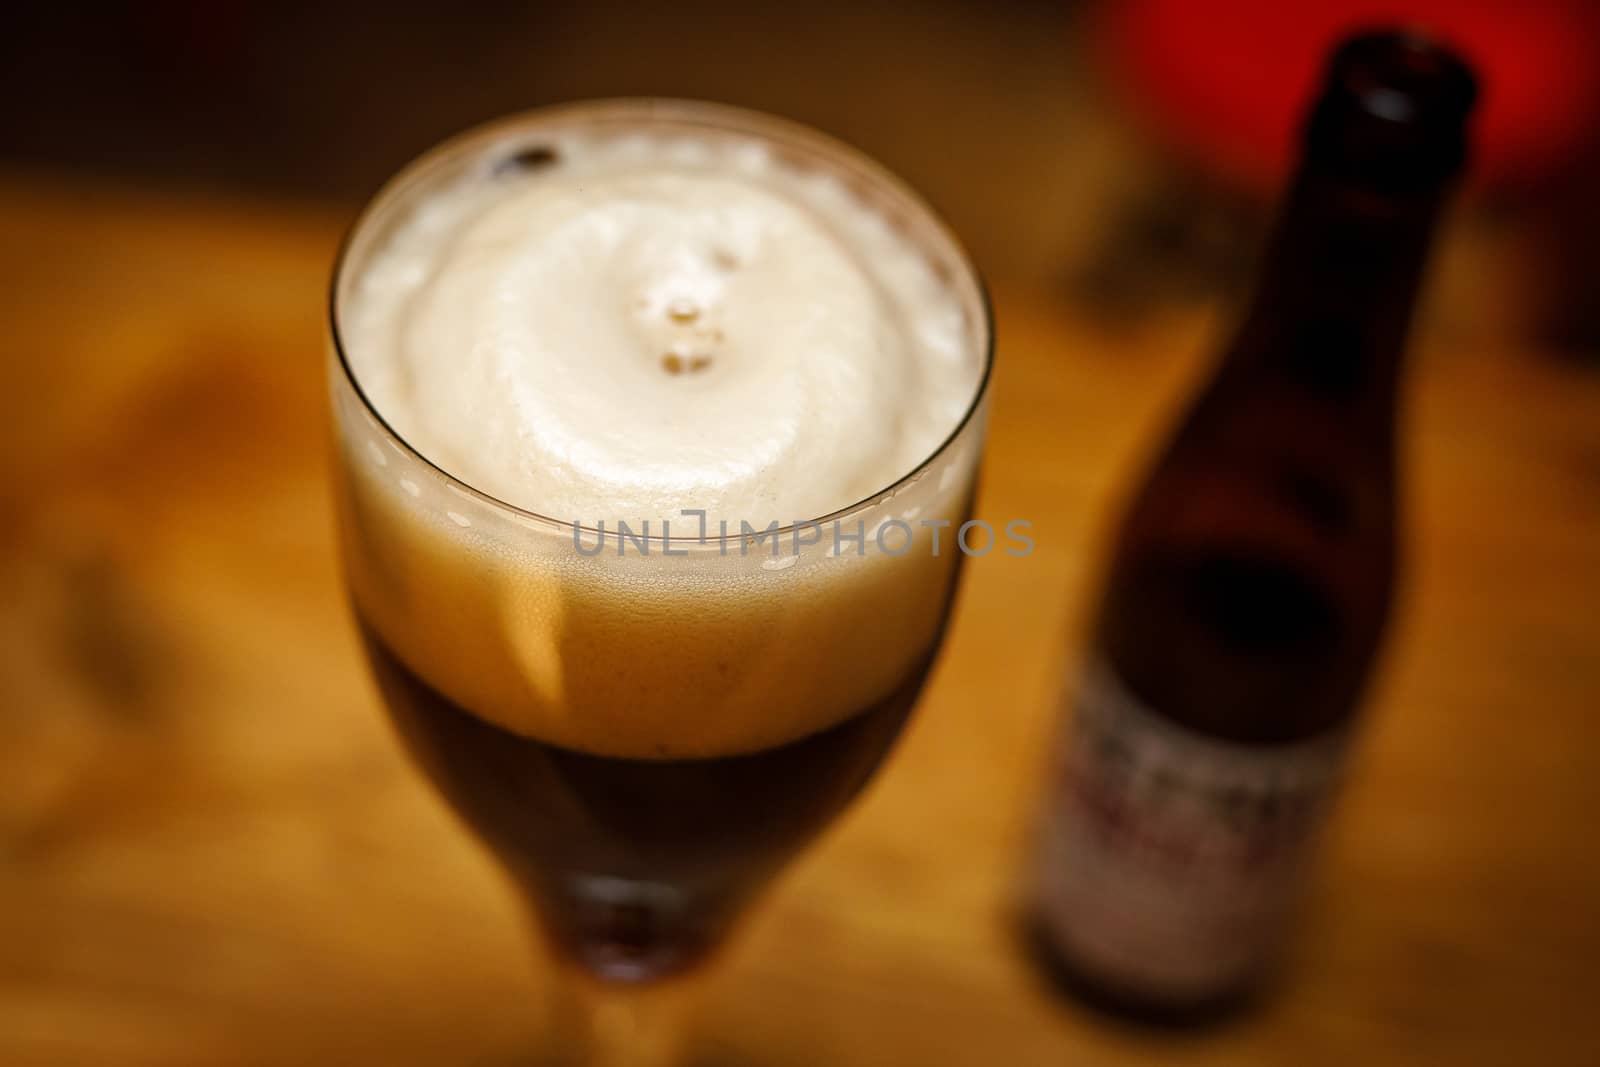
<box><xmin>1</xmin><ymin>173</ymin><xmax>1596</xmax><ymax>1066</ymax></box>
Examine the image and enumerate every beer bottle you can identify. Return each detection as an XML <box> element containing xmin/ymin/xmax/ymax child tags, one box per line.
<box><xmin>1030</xmin><ymin>30</ymin><xmax>1477</xmax><ymax>1022</ymax></box>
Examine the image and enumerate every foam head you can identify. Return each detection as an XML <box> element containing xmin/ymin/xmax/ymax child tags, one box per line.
<box><xmin>343</xmin><ymin>116</ymin><xmax>980</xmax><ymax>528</ymax></box>
<box><xmin>332</xmin><ymin>101</ymin><xmax>991</xmax><ymax>758</ymax></box>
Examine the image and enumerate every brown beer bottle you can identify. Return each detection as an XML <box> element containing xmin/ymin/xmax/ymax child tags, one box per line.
<box><xmin>1030</xmin><ymin>31</ymin><xmax>1476</xmax><ymax>1023</ymax></box>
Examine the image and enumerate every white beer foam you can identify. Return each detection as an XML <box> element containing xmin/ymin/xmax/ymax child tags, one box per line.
<box><xmin>335</xmin><ymin>115</ymin><xmax>987</xmax><ymax>758</ymax></box>
<box><xmin>343</xmin><ymin>131</ymin><xmax>976</xmax><ymax>525</ymax></box>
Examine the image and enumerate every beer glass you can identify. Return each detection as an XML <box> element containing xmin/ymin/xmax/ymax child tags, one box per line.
<box><xmin>328</xmin><ymin>101</ymin><xmax>992</xmax><ymax>1063</ymax></box>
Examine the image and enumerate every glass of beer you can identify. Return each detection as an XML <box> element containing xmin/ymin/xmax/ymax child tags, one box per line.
<box><xmin>328</xmin><ymin>100</ymin><xmax>992</xmax><ymax>1062</ymax></box>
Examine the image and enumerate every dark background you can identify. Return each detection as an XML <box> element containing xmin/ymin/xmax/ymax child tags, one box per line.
<box><xmin>5</xmin><ymin>0</ymin><xmax>1598</xmax><ymax>345</ymax></box>
<box><xmin>0</xmin><ymin>1</ymin><xmax>1097</xmax><ymax>289</ymax></box>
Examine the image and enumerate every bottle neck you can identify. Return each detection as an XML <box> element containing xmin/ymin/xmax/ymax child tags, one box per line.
<box><xmin>1231</xmin><ymin>167</ymin><xmax>1446</xmax><ymax>420</ymax></box>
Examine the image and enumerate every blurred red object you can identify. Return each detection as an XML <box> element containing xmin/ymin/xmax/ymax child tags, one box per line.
<box><xmin>1100</xmin><ymin>0</ymin><xmax>1600</xmax><ymax>190</ymax></box>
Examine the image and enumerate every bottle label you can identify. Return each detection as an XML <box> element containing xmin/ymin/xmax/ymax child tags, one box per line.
<box><xmin>1034</xmin><ymin>655</ymin><xmax>1349</xmax><ymax>1001</ymax></box>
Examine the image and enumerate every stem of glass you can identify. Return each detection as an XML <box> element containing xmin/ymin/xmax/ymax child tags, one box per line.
<box><xmin>550</xmin><ymin>971</ymin><xmax>701</xmax><ymax>1067</ymax></box>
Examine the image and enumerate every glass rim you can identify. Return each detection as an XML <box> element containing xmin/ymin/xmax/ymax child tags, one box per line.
<box><xmin>328</xmin><ymin>97</ymin><xmax>995</xmax><ymax>543</ymax></box>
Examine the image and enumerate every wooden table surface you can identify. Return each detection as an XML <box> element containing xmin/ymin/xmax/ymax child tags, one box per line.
<box><xmin>1</xmin><ymin>173</ymin><xmax>1597</xmax><ymax>1066</ymax></box>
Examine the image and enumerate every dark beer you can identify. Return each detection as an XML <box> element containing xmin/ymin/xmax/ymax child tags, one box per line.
<box><xmin>1031</xmin><ymin>31</ymin><xmax>1477</xmax><ymax>1021</ymax></box>
<box><xmin>362</xmin><ymin>619</ymin><xmax>934</xmax><ymax>981</ymax></box>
